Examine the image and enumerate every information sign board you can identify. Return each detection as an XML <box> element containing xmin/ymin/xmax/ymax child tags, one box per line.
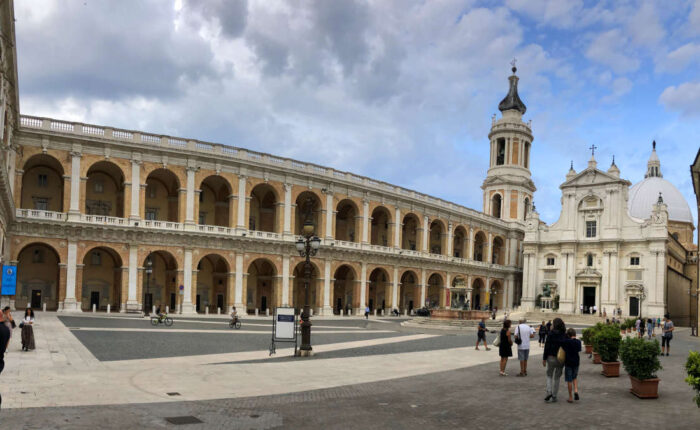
<box><xmin>1</xmin><ymin>265</ymin><xmax>17</xmax><ymax>296</ymax></box>
<box><xmin>275</xmin><ymin>307</ymin><xmax>296</xmax><ymax>340</ymax></box>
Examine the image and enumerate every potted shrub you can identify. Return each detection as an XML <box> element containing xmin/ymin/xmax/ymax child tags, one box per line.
<box><xmin>581</xmin><ymin>327</ymin><xmax>595</xmax><ymax>354</ymax></box>
<box><xmin>685</xmin><ymin>351</ymin><xmax>700</xmax><ymax>407</ymax></box>
<box><xmin>625</xmin><ymin>318</ymin><xmax>636</xmax><ymax>334</ymax></box>
<box><xmin>620</xmin><ymin>337</ymin><xmax>662</xmax><ymax>398</ymax></box>
<box><xmin>620</xmin><ymin>321</ymin><xmax>627</xmax><ymax>335</ymax></box>
<box><xmin>595</xmin><ymin>325</ymin><xmax>622</xmax><ymax>377</ymax></box>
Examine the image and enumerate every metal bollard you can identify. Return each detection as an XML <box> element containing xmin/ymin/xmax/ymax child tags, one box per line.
<box><xmin>255</xmin><ymin>308</ymin><xmax>259</xmax><ymax>316</ymax></box>
<box><xmin>374</xmin><ymin>309</ymin><xmax>377</xmax><ymax>316</ymax></box>
<box><xmin>266</xmin><ymin>309</ymin><xmax>270</xmax><ymax>316</ymax></box>
<box><xmin>92</xmin><ymin>304</ymin><xmax>96</xmax><ymax>313</ymax></box>
<box><xmin>340</xmin><ymin>310</ymin><xmax>344</xmax><ymax>316</ymax></box>
<box><xmin>107</xmin><ymin>304</ymin><xmax>111</xmax><ymax>314</ymax></box>
<box><xmin>205</xmin><ymin>307</ymin><xmax>209</xmax><ymax>315</ymax></box>
<box><xmin>165</xmin><ymin>306</ymin><xmax>169</xmax><ymax>314</ymax></box>
<box><xmin>43</xmin><ymin>303</ymin><xmax>47</xmax><ymax>312</ymax></box>
<box><xmin>152</xmin><ymin>305</ymin><xmax>156</xmax><ymax>315</ymax></box>
<box><xmin>217</xmin><ymin>307</ymin><xmax>221</xmax><ymax>315</ymax></box>
<box><xmin>404</xmin><ymin>309</ymin><xmax>408</xmax><ymax>316</ymax></box>
<box><xmin>310</xmin><ymin>309</ymin><xmax>314</xmax><ymax>316</ymax></box>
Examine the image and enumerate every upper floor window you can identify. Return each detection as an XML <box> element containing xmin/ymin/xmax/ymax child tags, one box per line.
<box><xmin>199</xmin><ymin>212</ymin><xmax>206</xmax><ymax>225</ymax></box>
<box><xmin>586</xmin><ymin>221</ymin><xmax>596</xmax><ymax>238</ymax></box>
<box><xmin>37</xmin><ymin>174</ymin><xmax>48</xmax><ymax>187</ymax></box>
<box><xmin>546</xmin><ymin>257</ymin><xmax>555</xmax><ymax>266</ymax></box>
<box><xmin>630</xmin><ymin>256</ymin><xmax>640</xmax><ymax>266</ymax></box>
<box><xmin>93</xmin><ymin>181</ymin><xmax>104</xmax><ymax>193</ymax></box>
<box><xmin>34</xmin><ymin>198</ymin><xmax>48</xmax><ymax>211</ymax></box>
<box><xmin>199</xmin><ymin>191</ymin><xmax>204</xmax><ymax>203</ymax></box>
<box><xmin>524</xmin><ymin>142</ymin><xmax>530</xmax><ymax>169</ymax></box>
<box><xmin>147</xmin><ymin>185</ymin><xmax>156</xmax><ymax>199</ymax></box>
<box><xmin>91</xmin><ymin>252</ymin><xmax>102</xmax><ymax>266</ymax></box>
<box><xmin>145</xmin><ymin>208</ymin><xmax>157</xmax><ymax>220</ymax></box>
<box><xmin>496</xmin><ymin>138</ymin><xmax>506</xmax><ymax>165</ymax></box>
<box><xmin>587</xmin><ymin>254</ymin><xmax>594</xmax><ymax>267</ymax></box>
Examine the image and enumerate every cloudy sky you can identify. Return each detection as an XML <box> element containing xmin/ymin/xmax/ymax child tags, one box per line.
<box><xmin>14</xmin><ymin>0</ymin><xmax>700</xmax><ymax>224</ymax></box>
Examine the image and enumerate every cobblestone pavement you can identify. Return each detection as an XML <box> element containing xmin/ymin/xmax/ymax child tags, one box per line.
<box><xmin>2</xmin><ymin>332</ymin><xmax>699</xmax><ymax>428</ymax></box>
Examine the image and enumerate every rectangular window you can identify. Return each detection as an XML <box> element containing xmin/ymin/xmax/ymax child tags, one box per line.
<box><xmin>94</xmin><ymin>181</ymin><xmax>104</xmax><ymax>193</ymax></box>
<box><xmin>630</xmin><ymin>257</ymin><xmax>640</xmax><ymax>266</ymax></box>
<box><xmin>38</xmin><ymin>174</ymin><xmax>48</xmax><ymax>187</ymax></box>
<box><xmin>34</xmin><ymin>198</ymin><xmax>48</xmax><ymax>211</ymax></box>
<box><xmin>546</xmin><ymin>257</ymin><xmax>555</xmax><ymax>266</ymax></box>
<box><xmin>587</xmin><ymin>254</ymin><xmax>594</xmax><ymax>267</ymax></box>
<box><xmin>145</xmin><ymin>209</ymin><xmax>157</xmax><ymax>220</ymax></box>
<box><xmin>199</xmin><ymin>191</ymin><xmax>204</xmax><ymax>203</ymax></box>
<box><xmin>199</xmin><ymin>212</ymin><xmax>206</xmax><ymax>225</ymax></box>
<box><xmin>586</xmin><ymin>221</ymin><xmax>596</xmax><ymax>238</ymax></box>
<box><xmin>91</xmin><ymin>252</ymin><xmax>102</xmax><ymax>266</ymax></box>
<box><xmin>496</xmin><ymin>138</ymin><xmax>506</xmax><ymax>165</ymax></box>
<box><xmin>32</xmin><ymin>249</ymin><xmax>43</xmax><ymax>263</ymax></box>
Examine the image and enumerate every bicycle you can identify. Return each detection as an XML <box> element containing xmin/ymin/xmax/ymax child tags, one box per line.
<box><xmin>151</xmin><ymin>314</ymin><xmax>173</xmax><ymax>326</ymax></box>
<box><xmin>229</xmin><ymin>318</ymin><xmax>241</xmax><ymax>329</ymax></box>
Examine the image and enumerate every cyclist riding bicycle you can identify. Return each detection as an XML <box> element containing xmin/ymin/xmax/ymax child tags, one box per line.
<box><xmin>230</xmin><ymin>306</ymin><xmax>239</xmax><ymax>324</ymax></box>
<box><xmin>155</xmin><ymin>306</ymin><xmax>167</xmax><ymax>322</ymax></box>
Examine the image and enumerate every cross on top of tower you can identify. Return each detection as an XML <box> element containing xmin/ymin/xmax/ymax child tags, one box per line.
<box><xmin>589</xmin><ymin>144</ymin><xmax>598</xmax><ymax>157</ymax></box>
<box><xmin>510</xmin><ymin>58</ymin><xmax>517</xmax><ymax>74</ymax></box>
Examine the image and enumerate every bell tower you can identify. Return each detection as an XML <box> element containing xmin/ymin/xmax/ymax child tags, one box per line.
<box><xmin>482</xmin><ymin>62</ymin><xmax>536</xmax><ymax>221</ymax></box>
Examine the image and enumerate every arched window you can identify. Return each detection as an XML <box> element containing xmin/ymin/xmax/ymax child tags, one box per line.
<box><xmin>496</xmin><ymin>138</ymin><xmax>505</xmax><ymax>165</ymax></box>
<box><xmin>491</xmin><ymin>194</ymin><xmax>502</xmax><ymax>219</ymax></box>
<box><xmin>523</xmin><ymin>197</ymin><xmax>530</xmax><ymax>220</ymax></box>
<box><xmin>586</xmin><ymin>254</ymin><xmax>593</xmax><ymax>267</ymax></box>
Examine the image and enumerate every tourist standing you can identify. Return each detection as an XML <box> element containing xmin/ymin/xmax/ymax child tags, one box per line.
<box><xmin>635</xmin><ymin>318</ymin><xmax>641</xmax><ymax>337</ymax></box>
<box><xmin>475</xmin><ymin>317</ymin><xmax>490</xmax><ymax>351</ymax></box>
<box><xmin>538</xmin><ymin>321</ymin><xmax>547</xmax><ymax>347</ymax></box>
<box><xmin>562</xmin><ymin>328</ymin><xmax>581</xmax><ymax>403</ymax></box>
<box><xmin>364</xmin><ymin>306</ymin><xmax>370</xmax><ymax>319</ymax></box>
<box><xmin>21</xmin><ymin>307</ymin><xmax>35</xmax><ymax>351</ymax></box>
<box><xmin>2</xmin><ymin>306</ymin><xmax>14</xmax><ymax>350</ymax></box>
<box><xmin>579</xmin><ymin>304</ymin><xmax>583</xmax><ymax>314</ymax></box>
<box><xmin>646</xmin><ymin>317</ymin><xmax>654</xmax><ymax>338</ymax></box>
<box><xmin>499</xmin><ymin>319</ymin><xmax>513</xmax><ymax>376</ymax></box>
<box><xmin>661</xmin><ymin>314</ymin><xmax>674</xmax><ymax>356</ymax></box>
<box><xmin>515</xmin><ymin>319</ymin><xmax>535</xmax><ymax>376</ymax></box>
<box><xmin>543</xmin><ymin>318</ymin><xmax>566</xmax><ymax>402</ymax></box>
<box><xmin>0</xmin><ymin>309</ymin><xmax>10</xmax><ymax>409</ymax></box>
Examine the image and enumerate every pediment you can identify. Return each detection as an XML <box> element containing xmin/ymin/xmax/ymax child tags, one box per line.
<box><xmin>575</xmin><ymin>268</ymin><xmax>602</xmax><ymax>278</ymax></box>
<box><xmin>561</xmin><ymin>168</ymin><xmax>630</xmax><ymax>189</ymax></box>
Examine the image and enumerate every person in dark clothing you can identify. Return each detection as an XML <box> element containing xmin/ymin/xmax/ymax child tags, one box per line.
<box><xmin>538</xmin><ymin>321</ymin><xmax>547</xmax><ymax>347</ymax></box>
<box><xmin>0</xmin><ymin>310</ymin><xmax>10</xmax><ymax>410</ymax></box>
<box><xmin>543</xmin><ymin>318</ymin><xmax>566</xmax><ymax>403</ymax></box>
<box><xmin>499</xmin><ymin>319</ymin><xmax>513</xmax><ymax>376</ymax></box>
<box><xmin>475</xmin><ymin>318</ymin><xmax>490</xmax><ymax>351</ymax></box>
<box><xmin>562</xmin><ymin>328</ymin><xmax>581</xmax><ymax>403</ymax></box>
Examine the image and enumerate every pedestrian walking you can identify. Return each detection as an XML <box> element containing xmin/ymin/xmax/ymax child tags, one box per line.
<box><xmin>498</xmin><ymin>319</ymin><xmax>513</xmax><ymax>376</ymax></box>
<box><xmin>579</xmin><ymin>304</ymin><xmax>583</xmax><ymax>314</ymax></box>
<box><xmin>543</xmin><ymin>318</ymin><xmax>566</xmax><ymax>403</ymax></box>
<box><xmin>593</xmin><ymin>305</ymin><xmax>597</xmax><ymax>316</ymax></box>
<box><xmin>2</xmin><ymin>306</ymin><xmax>14</xmax><ymax>350</ymax></box>
<box><xmin>21</xmin><ymin>307</ymin><xmax>36</xmax><ymax>351</ymax></box>
<box><xmin>364</xmin><ymin>306</ymin><xmax>370</xmax><ymax>319</ymax></box>
<box><xmin>635</xmin><ymin>317</ymin><xmax>641</xmax><ymax>337</ymax></box>
<box><xmin>515</xmin><ymin>319</ymin><xmax>535</xmax><ymax>377</ymax></box>
<box><xmin>475</xmin><ymin>317</ymin><xmax>491</xmax><ymax>351</ymax></box>
<box><xmin>646</xmin><ymin>318</ymin><xmax>654</xmax><ymax>339</ymax></box>
<box><xmin>538</xmin><ymin>321</ymin><xmax>547</xmax><ymax>347</ymax></box>
<box><xmin>661</xmin><ymin>314</ymin><xmax>674</xmax><ymax>356</ymax></box>
<box><xmin>546</xmin><ymin>320</ymin><xmax>552</xmax><ymax>336</ymax></box>
<box><xmin>656</xmin><ymin>317</ymin><xmax>661</xmax><ymax>328</ymax></box>
<box><xmin>562</xmin><ymin>328</ymin><xmax>581</xmax><ymax>403</ymax></box>
<box><xmin>0</xmin><ymin>309</ymin><xmax>10</xmax><ymax>410</ymax></box>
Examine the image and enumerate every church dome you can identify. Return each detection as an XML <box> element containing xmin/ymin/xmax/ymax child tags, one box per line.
<box><xmin>627</xmin><ymin>142</ymin><xmax>694</xmax><ymax>224</ymax></box>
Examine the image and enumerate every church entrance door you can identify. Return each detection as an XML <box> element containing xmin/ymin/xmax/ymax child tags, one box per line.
<box><xmin>583</xmin><ymin>286</ymin><xmax>596</xmax><ymax>314</ymax></box>
<box><xmin>629</xmin><ymin>297</ymin><xmax>639</xmax><ymax>317</ymax></box>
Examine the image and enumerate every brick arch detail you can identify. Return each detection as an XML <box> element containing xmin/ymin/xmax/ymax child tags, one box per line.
<box><xmin>137</xmin><ymin>246</ymin><xmax>184</xmax><ymax>269</ymax></box>
<box><xmin>244</xmin><ymin>253</ymin><xmax>283</xmax><ymax>275</ymax></box>
<box><xmin>11</xmin><ymin>237</ymin><xmax>66</xmax><ymax>264</ymax></box>
<box><xmin>77</xmin><ymin>241</ymin><xmax>129</xmax><ymax>267</ymax></box>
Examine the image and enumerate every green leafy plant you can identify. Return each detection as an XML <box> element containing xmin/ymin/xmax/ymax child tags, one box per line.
<box><xmin>620</xmin><ymin>337</ymin><xmax>662</xmax><ymax>380</ymax></box>
<box><xmin>620</xmin><ymin>320</ymin><xmax>628</xmax><ymax>330</ymax></box>
<box><xmin>553</xmin><ymin>294</ymin><xmax>559</xmax><ymax>311</ymax></box>
<box><xmin>685</xmin><ymin>351</ymin><xmax>700</xmax><ymax>408</ymax></box>
<box><xmin>594</xmin><ymin>324</ymin><xmax>622</xmax><ymax>362</ymax></box>
<box><xmin>625</xmin><ymin>318</ymin><xmax>637</xmax><ymax>330</ymax></box>
<box><xmin>581</xmin><ymin>327</ymin><xmax>595</xmax><ymax>346</ymax></box>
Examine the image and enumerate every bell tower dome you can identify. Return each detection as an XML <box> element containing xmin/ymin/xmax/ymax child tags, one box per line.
<box><xmin>482</xmin><ymin>63</ymin><xmax>536</xmax><ymax>221</ymax></box>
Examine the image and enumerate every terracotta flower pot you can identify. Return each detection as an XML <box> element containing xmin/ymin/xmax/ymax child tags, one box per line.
<box><xmin>585</xmin><ymin>344</ymin><xmax>593</xmax><ymax>354</ymax></box>
<box><xmin>626</xmin><ymin>328</ymin><xmax>631</xmax><ymax>333</ymax></box>
<box><xmin>601</xmin><ymin>361</ymin><xmax>620</xmax><ymax>377</ymax></box>
<box><xmin>593</xmin><ymin>352</ymin><xmax>601</xmax><ymax>364</ymax></box>
<box><xmin>629</xmin><ymin>376</ymin><xmax>660</xmax><ymax>399</ymax></box>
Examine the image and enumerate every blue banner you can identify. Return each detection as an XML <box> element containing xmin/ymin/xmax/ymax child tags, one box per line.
<box><xmin>1</xmin><ymin>265</ymin><xmax>17</xmax><ymax>296</ymax></box>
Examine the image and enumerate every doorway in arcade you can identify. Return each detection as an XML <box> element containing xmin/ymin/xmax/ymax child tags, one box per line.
<box><xmin>582</xmin><ymin>286</ymin><xmax>596</xmax><ymax>314</ymax></box>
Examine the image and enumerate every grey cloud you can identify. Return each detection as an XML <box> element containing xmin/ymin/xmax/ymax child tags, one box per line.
<box><xmin>182</xmin><ymin>0</ymin><xmax>248</xmax><ymax>38</ymax></box>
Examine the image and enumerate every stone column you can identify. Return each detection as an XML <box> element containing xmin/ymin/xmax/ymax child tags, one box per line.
<box><xmin>228</xmin><ymin>194</ymin><xmax>237</xmax><ymax>228</ymax></box>
<box><xmin>283</xmin><ymin>183</ymin><xmax>292</xmax><ymax>237</ymax></box>
<box><xmin>392</xmin><ymin>266</ymin><xmax>399</xmax><ymax>309</ymax></box>
<box><xmin>236</xmin><ymin>174</ymin><xmax>247</xmax><ymax>230</ymax></box>
<box><xmin>182</xmin><ymin>248</ymin><xmax>195</xmax><ymax>313</ymax></box>
<box><xmin>75</xmin><ymin>264</ymin><xmax>84</xmax><ymax>310</ymax></box>
<box><xmin>445</xmin><ymin>273</ymin><xmax>451</xmax><ymax>308</ymax></box>
<box><xmin>58</xmin><ymin>264</ymin><xmax>67</xmax><ymax>310</ymax></box>
<box><xmin>487</xmin><ymin>232</ymin><xmax>493</xmax><ymax>264</ymax></box>
<box><xmin>420</xmin><ymin>269</ymin><xmax>426</xmax><ymax>307</ymax></box>
<box><xmin>393</xmin><ymin>206</ymin><xmax>401</xmax><ymax>248</ymax></box>
<box><xmin>67</xmin><ymin>150</ymin><xmax>82</xmax><ymax>221</ymax></box>
<box><xmin>282</xmin><ymin>254</ymin><xmax>290</xmax><ymax>306</ymax></box>
<box><xmin>358</xmin><ymin>261</ymin><xmax>367</xmax><ymax>314</ymax></box>
<box><xmin>323</xmin><ymin>259</ymin><xmax>332</xmax><ymax>315</ymax></box>
<box><xmin>361</xmin><ymin>198</ymin><xmax>369</xmax><ymax>244</ymax></box>
<box><xmin>468</xmin><ymin>227</ymin><xmax>475</xmax><ymax>260</ymax></box>
<box><xmin>126</xmin><ymin>244</ymin><xmax>139</xmax><ymax>311</ymax></box>
<box><xmin>120</xmin><ymin>267</ymin><xmax>129</xmax><ymax>312</ymax></box>
<box><xmin>422</xmin><ymin>216</ymin><xmax>429</xmax><ymax>252</ymax></box>
<box><xmin>226</xmin><ymin>272</ymin><xmax>236</xmax><ymax>312</ymax></box>
<box><xmin>325</xmin><ymin>190</ymin><xmax>334</xmax><ymax>240</ymax></box>
<box><xmin>191</xmin><ymin>270</ymin><xmax>198</xmax><ymax>312</ymax></box>
<box><xmin>234</xmin><ymin>253</ymin><xmax>245</xmax><ymax>310</ymax></box>
<box><xmin>62</xmin><ymin>241</ymin><xmax>81</xmax><ymax>312</ymax></box>
<box><xmin>609</xmin><ymin>251</ymin><xmax>618</xmax><ymax>308</ymax></box>
<box><xmin>447</xmin><ymin>223</ymin><xmax>454</xmax><ymax>257</ymax></box>
<box><xmin>130</xmin><ymin>159</ymin><xmax>141</xmax><ymax>220</ymax></box>
<box><xmin>185</xmin><ymin>165</ymin><xmax>196</xmax><ymax>226</ymax></box>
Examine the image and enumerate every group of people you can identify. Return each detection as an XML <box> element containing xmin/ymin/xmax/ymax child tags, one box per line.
<box><xmin>495</xmin><ymin>317</ymin><xmax>581</xmax><ymax>404</ymax></box>
<box><xmin>0</xmin><ymin>306</ymin><xmax>36</xmax><ymax>409</ymax></box>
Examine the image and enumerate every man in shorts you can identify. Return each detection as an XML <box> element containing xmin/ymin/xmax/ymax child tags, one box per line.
<box><xmin>475</xmin><ymin>317</ymin><xmax>490</xmax><ymax>351</ymax></box>
<box><xmin>515</xmin><ymin>318</ymin><xmax>535</xmax><ymax>376</ymax></box>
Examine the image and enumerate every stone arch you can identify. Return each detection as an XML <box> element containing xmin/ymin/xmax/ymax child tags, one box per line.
<box><xmin>473</xmin><ymin>231</ymin><xmax>487</xmax><ymax>262</ymax></box>
<box><xmin>453</xmin><ymin>225</ymin><xmax>468</xmax><ymax>258</ymax></box>
<box><xmin>426</xmin><ymin>273</ymin><xmax>444</xmax><ymax>308</ymax></box>
<box><xmin>81</xmin><ymin>246</ymin><xmax>124</xmax><ymax>311</ymax></box>
<box><xmin>368</xmin><ymin>267</ymin><xmax>391</xmax><ymax>313</ymax></box>
<box><xmin>333</xmin><ymin>264</ymin><xmax>357</xmax><ymax>315</ymax></box>
<box><xmin>523</xmin><ymin>197</ymin><xmax>530</xmax><ymax>220</ymax></box>
<box><xmin>295</xmin><ymin>190</ymin><xmax>323</xmax><ymax>237</ymax></box>
<box><xmin>399</xmin><ymin>270</ymin><xmax>418</xmax><ymax>313</ymax></box>
<box><xmin>429</xmin><ymin>219</ymin><xmax>446</xmax><ymax>255</ymax></box>
<box><xmin>20</xmin><ymin>154</ymin><xmax>65</xmax><ymax>212</ymax></box>
<box><xmin>141</xmin><ymin>250</ymin><xmax>179</xmax><ymax>313</ymax></box>
<box><xmin>489</xmin><ymin>279</ymin><xmax>504</xmax><ymax>310</ymax></box>
<box><xmin>196</xmin><ymin>254</ymin><xmax>231</xmax><ymax>313</ymax></box>
<box><xmin>401</xmin><ymin>212</ymin><xmax>421</xmax><ymax>251</ymax></box>
<box><xmin>15</xmin><ymin>242</ymin><xmax>62</xmax><ymax>310</ymax></box>
<box><xmin>335</xmin><ymin>199</ymin><xmax>360</xmax><ymax>242</ymax></box>
<box><xmin>471</xmin><ymin>277</ymin><xmax>485</xmax><ymax>310</ymax></box>
<box><xmin>199</xmin><ymin>175</ymin><xmax>232</xmax><ymax>227</ymax></box>
<box><xmin>144</xmin><ymin>168</ymin><xmax>180</xmax><ymax>222</ymax></box>
<box><xmin>370</xmin><ymin>206</ymin><xmax>392</xmax><ymax>247</ymax></box>
<box><xmin>85</xmin><ymin>160</ymin><xmax>125</xmax><ymax>217</ymax></box>
<box><xmin>249</xmin><ymin>183</ymin><xmax>279</xmax><ymax>232</ymax></box>
<box><xmin>491</xmin><ymin>193</ymin><xmax>502</xmax><ymax>218</ymax></box>
<box><xmin>492</xmin><ymin>235</ymin><xmax>505</xmax><ymax>265</ymax></box>
<box><xmin>291</xmin><ymin>260</ymin><xmax>322</xmax><ymax>313</ymax></box>
<box><xmin>246</xmin><ymin>258</ymin><xmax>279</xmax><ymax>313</ymax></box>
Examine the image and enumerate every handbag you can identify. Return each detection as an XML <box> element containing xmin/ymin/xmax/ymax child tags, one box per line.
<box><xmin>557</xmin><ymin>346</ymin><xmax>566</xmax><ymax>364</ymax></box>
<box><xmin>10</xmin><ymin>320</ymin><xmax>16</xmax><ymax>329</ymax></box>
<box><xmin>19</xmin><ymin>321</ymin><xmax>24</xmax><ymax>328</ymax></box>
<box><xmin>493</xmin><ymin>334</ymin><xmax>501</xmax><ymax>347</ymax></box>
<box><xmin>514</xmin><ymin>326</ymin><xmax>522</xmax><ymax>345</ymax></box>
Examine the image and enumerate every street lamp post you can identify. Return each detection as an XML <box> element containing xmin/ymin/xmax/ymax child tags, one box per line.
<box><xmin>688</xmin><ymin>288</ymin><xmax>698</xmax><ymax>337</ymax></box>
<box><xmin>294</xmin><ymin>208</ymin><xmax>321</xmax><ymax>356</ymax></box>
<box><xmin>145</xmin><ymin>256</ymin><xmax>153</xmax><ymax>315</ymax></box>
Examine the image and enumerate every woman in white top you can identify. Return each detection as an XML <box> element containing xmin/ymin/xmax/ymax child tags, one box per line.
<box><xmin>21</xmin><ymin>307</ymin><xmax>36</xmax><ymax>351</ymax></box>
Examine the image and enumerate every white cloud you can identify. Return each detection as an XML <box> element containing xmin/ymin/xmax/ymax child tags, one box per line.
<box><xmin>626</xmin><ymin>2</ymin><xmax>665</xmax><ymax>48</ymax></box>
<box><xmin>656</xmin><ymin>42</ymin><xmax>700</xmax><ymax>73</ymax></box>
<box><xmin>585</xmin><ymin>29</ymin><xmax>640</xmax><ymax>73</ymax></box>
<box><xmin>505</xmin><ymin>0</ymin><xmax>584</xmax><ymax>29</ymax></box>
<box><xmin>601</xmin><ymin>77</ymin><xmax>633</xmax><ymax>103</ymax></box>
<box><xmin>659</xmin><ymin>82</ymin><xmax>700</xmax><ymax>116</ymax></box>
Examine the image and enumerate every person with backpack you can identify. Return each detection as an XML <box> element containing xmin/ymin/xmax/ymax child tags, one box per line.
<box><xmin>538</xmin><ymin>321</ymin><xmax>547</xmax><ymax>347</ymax></box>
<box><xmin>475</xmin><ymin>317</ymin><xmax>490</xmax><ymax>351</ymax></box>
<box><xmin>542</xmin><ymin>318</ymin><xmax>566</xmax><ymax>403</ymax></box>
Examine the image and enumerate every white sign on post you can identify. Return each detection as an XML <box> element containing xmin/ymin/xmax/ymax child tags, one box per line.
<box><xmin>275</xmin><ymin>307</ymin><xmax>296</xmax><ymax>340</ymax></box>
